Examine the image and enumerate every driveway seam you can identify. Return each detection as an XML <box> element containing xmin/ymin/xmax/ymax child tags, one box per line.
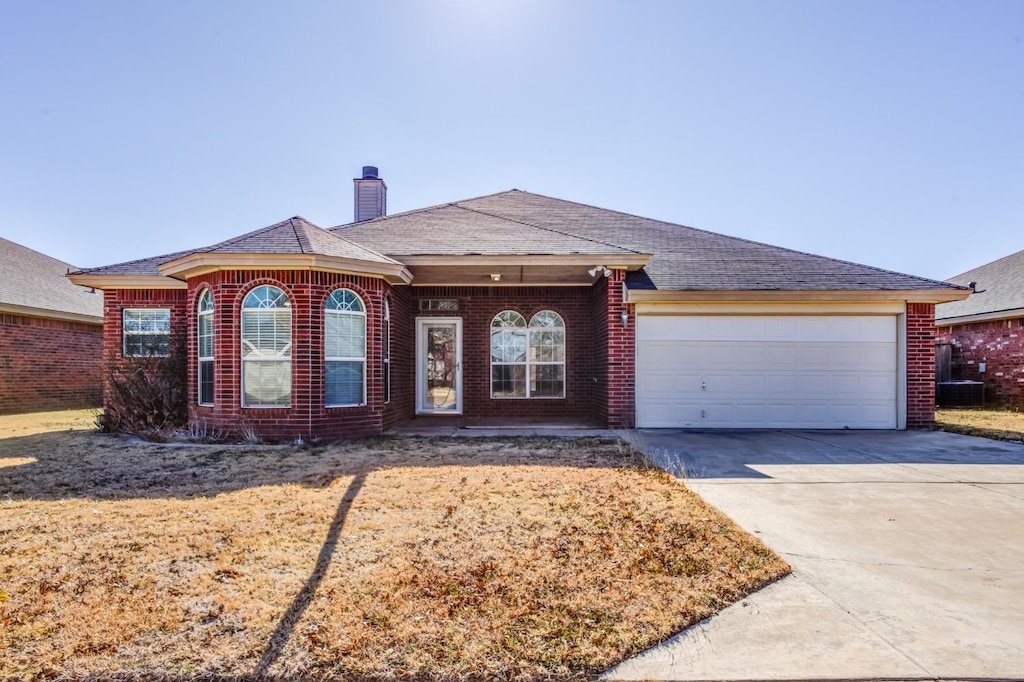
<box><xmin>791</xmin><ymin>572</ymin><xmax>935</xmax><ymax>678</ymax></box>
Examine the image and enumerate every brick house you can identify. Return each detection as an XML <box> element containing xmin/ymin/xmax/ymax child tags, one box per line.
<box><xmin>70</xmin><ymin>167</ymin><xmax>968</xmax><ymax>439</ymax></box>
<box><xmin>935</xmin><ymin>248</ymin><xmax>1024</xmax><ymax>407</ymax></box>
<box><xmin>1</xmin><ymin>237</ymin><xmax>104</xmax><ymax>413</ymax></box>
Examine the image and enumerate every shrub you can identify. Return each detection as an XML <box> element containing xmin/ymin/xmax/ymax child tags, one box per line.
<box><xmin>97</xmin><ymin>333</ymin><xmax>187</xmax><ymax>435</ymax></box>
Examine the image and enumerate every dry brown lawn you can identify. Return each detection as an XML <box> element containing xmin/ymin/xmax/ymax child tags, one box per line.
<box><xmin>936</xmin><ymin>407</ymin><xmax>1024</xmax><ymax>443</ymax></box>
<box><xmin>1</xmin><ymin>411</ymin><xmax>789</xmax><ymax>680</ymax></box>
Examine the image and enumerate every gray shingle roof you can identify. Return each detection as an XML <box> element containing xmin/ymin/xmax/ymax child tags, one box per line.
<box><xmin>936</xmin><ymin>248</ymin><xmax>1024</xmax><ymax>321</ymax></box>
<box><xmin>75</xmin><ymin>217</ymin><xmax>398</xmax><ymax>277</ymax></box>
<box><xmin>201</xmin><ymin>216</ymin><xmax>399</xmax><ymax>264</ymax></box>
<box><xmin>74</xmin><ymin>190</ymin><xmax>962</xmax><ymax>294</ymax></box>
<box><xmin>0</xmin><ymin>237</ymin><xmax>103</xmax><ymax>320</ymax></box>
<box><xmin>334</xmin><ymin>190</ymin><xmax>958</xmax><ymax>292</ymax></box>
<box><xmin>332</xmin><ymin>200</ymin><xmax>639</xmax><ymax>257</ymax></box>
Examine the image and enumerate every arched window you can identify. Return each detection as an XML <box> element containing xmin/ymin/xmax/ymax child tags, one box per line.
<box><xmin>490</xmin><ymin>310</ymin><xmax>527</xmax><ymax>397</ymax></box>
<box><xmin>241</xmin><ymin>285</ymin><xmax>291</xmax><ymax>407</ymax></box>
<box><xmin>197</xmin><ymin>289</ymin><xmax>214</xmax><ymax>406</ymax></box>
<box><xmin>382</xmin><ymin>299</ymin><xmax>391</xmax><ymax>405</ymax></box>
<box><xmin>325</xmin><ymin>289</ymin><xmax>366</xmax><ymax>406</ymax></box>
<box><xmin>528</xmin><ymin>310</ymin><xmax>566</xmax><ymax>398</ymax></box>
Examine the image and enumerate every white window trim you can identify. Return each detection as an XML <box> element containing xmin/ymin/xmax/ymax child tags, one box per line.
<box><xmin>489</xmin><ymin>310</ymin><xmax>566</xmax><ymax>399</ymax></box>
<box><xmin>383</xmin><ymin>299</ymin><xmax>391</xmax><ymax>405</ymax></box>
<box><xmin>240</xmin><ymin>285</ymin><xmax>292</xmax><ymax>409</ymax></box>
<box><xmin>325</xmin><ymin>289</ymin><xmax>367</xmax><ymax>408</ymax></box>
<box><xmin>122</xmin><ymin>308</ymin><xmax>171</xmax><ymax>357</ymax></box>
<box><xmin>197</xmin><ymin>290</ymin><xmax>214</xmax><ymax>406</ymax></box>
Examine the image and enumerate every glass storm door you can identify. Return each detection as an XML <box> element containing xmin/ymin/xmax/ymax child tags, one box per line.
<box><xmin>416</xmin><ymin>318</ymin><xmax>463</xmax><ymax>415</ymax></box>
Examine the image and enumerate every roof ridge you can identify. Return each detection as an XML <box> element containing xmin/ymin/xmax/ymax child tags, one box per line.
<box><xmin>450</xmin><ymin>203</ymin><xmax>646</xmax><ymax>255</ymax></box>
<box><xmin>510</xmin><ymin>190</ymin><xmax>961</xmax><ymax>289</ymax></box>
<box><xmin>329</xmin><ymin>189</ymin><xmax>524</xmax><ymax>231</ymax></box>
<box><xmin>324</xmin><ymin>230</ymin><xmax>402</xmax><ymax>265</ymax></box>
<box><xmin>207</xmin><ymin>217</ymin><xmax>297</xmax><ymax>251</ymax></box>
<box><xmin>288</xmin><ymin>216</ymin><xmax>312</xmax><ymax>254</ymax></box>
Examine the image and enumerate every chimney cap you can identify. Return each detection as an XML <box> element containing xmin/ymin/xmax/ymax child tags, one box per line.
<box><xmin>361</xmin><ymin>165</ymin><xmax>379</xmax><ymax>180</ymax></box>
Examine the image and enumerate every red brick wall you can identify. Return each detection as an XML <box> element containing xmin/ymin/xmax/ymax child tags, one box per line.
<box><xmin>409</xmin><ymin>286</ymin><xmax>597</xmax><ymax>421</ymax></box>
<box><xmin>906</xmin><ymin>302</ymin><xmax>937</xmax><ymax>429</ymax></box>
<box><xmin>603</xmin><ymin>271</ymin><xmax>635</xmax><ymax>429</ymax></box>
<box><xmin>935</xmin><ymin>317</ymin><xmax>1024</xmax><ymax>408</ymax></box>
<box><xmin>383</xmin><ymin>286</ymin><xmax>414</xmax><ymax>431</ymax></box>
<box><xmin>0</xmin><ymin>313</ymin><xmax>102</xmax><ymax>414</ymax></box>
<box><xmin>185</xmin><ymin>271</ymin><xmax>388</xmax><ymax>440</ymax></box>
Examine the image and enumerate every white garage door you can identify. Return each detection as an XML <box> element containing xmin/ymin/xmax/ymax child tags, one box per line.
<box><xmin>636</xmin><ymin>316</ymin><xmax>898</xmax><ymax>429</ymax></box>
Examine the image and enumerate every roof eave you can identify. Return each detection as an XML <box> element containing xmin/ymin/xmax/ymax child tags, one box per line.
<box><xmin>158</xmin><ymin>253</ymin><xmax>413</xmax><ymax>285</ymax></box>
<box><xmin>625</xmin><ymin>288</ymin><xmax>972</xmax><ymax>304</ymax></box>
<box><xmin>398</xmin><ymin>254</ymin><xmax>652</xmax><ymax>270</ymax></box>
<box><xmin>0</xmin><ymin>302</ymin><xmax>104</xmax><ymax>325</ymax></box>
<box><xmin>66</xmin><ymin>273</ymin><xmax>188</xmax><ymax>290</ymax></box>
<box><xmin>936</xmin><ymin>307</ymin><xmax>1024</xmax><ymax>326</ymax></box>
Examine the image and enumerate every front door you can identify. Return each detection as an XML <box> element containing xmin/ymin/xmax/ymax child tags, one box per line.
<box><xmin>416</xmin><ymin>318</ymin><xmax>462</xmax><ymax>415</ymax></box>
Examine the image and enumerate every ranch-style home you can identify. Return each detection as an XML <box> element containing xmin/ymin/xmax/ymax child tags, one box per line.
<box><xmin>70</xmin><ymin>167</ymin><xmax>969</xmax><ymax>440</ymax></box>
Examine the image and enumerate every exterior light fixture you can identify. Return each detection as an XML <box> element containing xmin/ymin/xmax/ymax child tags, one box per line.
<box><xmin>490</xmin><ymin>273</ymin><xmax>501</xmax><ymax>282</ymax></box>
<box><xmin>588</xmin><ymin>265</ymin><xmax>612</xmax><ymax>278</ymax></box>
<box><xmin>620</xmin><ymin>309</ymin><xmax>629</xmax><ymax>327</ymax></box>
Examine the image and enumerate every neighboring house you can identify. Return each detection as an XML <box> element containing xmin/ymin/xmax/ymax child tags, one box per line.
<box><xmin>935</xmin><ymin>248</ymin><xmax>1024</xmax><ymax>407</ymax></box>
<box><xmin>69</xmin><ymin>166</ymin><xmax>968</xmax><ymax>439</ymax></box>
<box><xmin>1</xmin><ymin>237</ymin><xmax>104</xmax><ymax>413</ymax></box>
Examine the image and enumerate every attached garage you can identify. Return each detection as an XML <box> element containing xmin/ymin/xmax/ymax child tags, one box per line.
<box><xmin>636</xmin><ymin>315</ymin><xmax>899</xmax><ymax>429</ymax></box>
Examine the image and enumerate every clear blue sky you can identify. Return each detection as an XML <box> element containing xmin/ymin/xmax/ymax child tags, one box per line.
<box><xmin>1</xmin><ymin>0</ymin><xmax>1020</xmax><ymax>281</ymax></box>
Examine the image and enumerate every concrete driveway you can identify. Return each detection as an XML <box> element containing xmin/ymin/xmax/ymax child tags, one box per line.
<box><xmin>605</xmin><ymin>429</ymin><xmax>1024</xmax><ymax>681</ymax></box>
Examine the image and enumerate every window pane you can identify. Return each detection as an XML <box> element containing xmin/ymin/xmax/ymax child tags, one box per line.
<box><xmin>529</xmin><ymin>310</ymin><xmax>564</xmax><ymax>329</ymax></box>
<box><xmin>529</xmin><ymin>328</ymin><xmax>565</xmax><ymax>362</ymax></box>
<box><xmin>491</xmin><ymin>365</ymin><xmax>526</xmax><ymax>398</ymax></box>
<box><xmin>326</xmin><ymin>289</ymin><xmax>364</xmax><ymax>312</ymax></box>
<box><xmin>325</xmin><ymin>312</ymin><xmax>366</xmax><ymax>358</ymax></box>
<box><xmin>326</xmin><ymin>360</ymin><xmax>364</xmax><ymax>405</ymax></box>
<box><xmin>491</xmin><ymin>310</ymin><xmax>526</xmax><ymax>328</ymax></box>
<box><xmin>490</xmin><ymin>328</ymin><xmax>527</xmax><ymax>363</ymax></box>
<box><xmin>242</xmin><ymin>310</ymin><xmax>291</xmax><ymax>357</ymax></box>
<box><xmin>530</xmin><ymin>364</ymin><xmax>565</xmax><ymax>398</ymax></box>
<box><xmin>124</xmin><ymin>333</ymin><xmax>170</xmax><ymax>357</ymax></box>
<box><xmin>243</xmin><ymin>285</ymin><xmax>290</xmax><ymax>309</ymax></box>
<box><xmin>199</xmin><ymin>361</ymin><xmax>214</xmax><ymax>405</ymax></box>
<box><xmin>243</xmin><ymin>361</ymin><xmax>291</xmax><ymax>407</ymax></box>
<box><xmin>198</xmin><ymin>314</ymin><xmax>213</xmax><ymax>358</ymax></box>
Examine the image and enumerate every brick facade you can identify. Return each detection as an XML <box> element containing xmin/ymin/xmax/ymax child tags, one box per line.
<box><xmin>409</xmin><ymin>285</ymin><xmax>598</xmax><ymax>421</ymax></box>
<box><xmin>906</xmin><ymin>302</ymin><xmax>937</xmax><ymax>429</ymax></box>
<box><xmin>935</xmin><ymin>316</ymin><xmax>1024</xmax><ymax>408</ymax></box>
<box><xmin>0</xmin><ymin>313</ymin><xmax>102</xmax><ymax>414</ymax></box>
<box><xmin>96</xmin><ymin>272</ymin><xmax>937</xmax><ymax>437</ymax></box>
<box><xmin>603</xmin><ymin>270</ymin><xmax>635</xmax><ymax>429</ymax></box>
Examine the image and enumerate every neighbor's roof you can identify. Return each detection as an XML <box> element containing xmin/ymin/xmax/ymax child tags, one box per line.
<box><xmin>334</xmin><ymin>190</ymin><xmax>961</xmax><ymax>293</ymax></box>
<box><xmin>936</xmin><ymin>248</ymin><xmax>1024</xmax><ymax>322</ymax></box>
<box><xmin>0</xmin><ymin>237</ymin><xmax>103</xmax><ymax>323</ymax></box>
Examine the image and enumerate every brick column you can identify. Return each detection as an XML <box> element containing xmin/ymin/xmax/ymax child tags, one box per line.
<box><xmin>605</xmin><ymin>270</ymin><xmax>635</xmax><ymax>428</ymax></box>
<box><xmin>906</xmin><ymin>302</ymin><xmax>936</xmax><ymax>429</ymax></box>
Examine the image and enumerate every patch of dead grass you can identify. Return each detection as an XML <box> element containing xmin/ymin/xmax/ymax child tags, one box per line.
<box><xmin>0</xmin><ymin>423</ymin><xmax>788</xmax><ymax>680</ymax></box>
<box><xmin>936</xmin><ymin>407</ymin><xmax>1024</xmax><ymax>443</ymax></box>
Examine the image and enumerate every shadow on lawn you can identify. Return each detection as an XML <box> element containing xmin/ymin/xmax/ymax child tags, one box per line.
<box><xmin>0</xmin><ymin>429</ymin><xmax>638</xmax><ymax>676</ymax></box>
<box><xmin>254</xmin><ymin>469</ymin><xmax>369</xmax><ymax>676</ymax></box>
<box><xmin>0</xmin><ymin>429</ymin><xmax>631</xmax><ymax>501</ymax></box>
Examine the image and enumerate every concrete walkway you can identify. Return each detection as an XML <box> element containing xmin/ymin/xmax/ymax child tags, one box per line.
<box><xmin>606</xmin><ymin>429</ymin><xmax>1024</xmax><ymax>681</ymax></box>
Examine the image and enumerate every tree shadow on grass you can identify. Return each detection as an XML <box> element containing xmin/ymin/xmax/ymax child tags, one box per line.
<box><xmin>253</xmin><ymin>469</ymin><xmax>368</xmax><ymax>677</ymax></box>
<box><xmin>0</xmin><ymin>430</ymin><xmax>630</xmax><ymax>502</ymax></box>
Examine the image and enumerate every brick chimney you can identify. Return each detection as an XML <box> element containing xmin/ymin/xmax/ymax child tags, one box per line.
<box><xmin>353</xmin><ymin>165</ymin><xmax>387</xmax><ymax>222</ymax></box>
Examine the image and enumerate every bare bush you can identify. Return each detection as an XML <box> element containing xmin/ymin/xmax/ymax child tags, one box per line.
<box><xmin>96</xmin><ymin>333</ymin><xmax>187</xmax><ymax>436</ymax></box>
